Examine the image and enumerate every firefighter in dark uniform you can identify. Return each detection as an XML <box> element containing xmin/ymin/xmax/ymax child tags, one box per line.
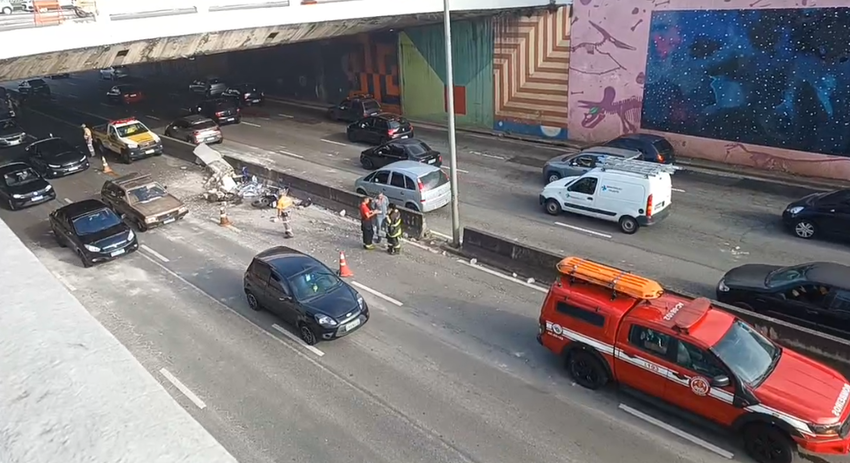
<box><xmin>386</xmin><ymin>203</ymin><xmax>403</xmax><ymax>255</ymax></box>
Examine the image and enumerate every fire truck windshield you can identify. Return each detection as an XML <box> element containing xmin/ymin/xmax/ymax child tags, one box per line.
<box><xmin>712</xmin><ymin>320</ymin><xmax>780</xmax><ymax>386</ymax></box>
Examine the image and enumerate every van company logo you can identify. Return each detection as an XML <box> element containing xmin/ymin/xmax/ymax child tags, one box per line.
<box><xmin>689</xmin><ymin>376</ymin><xmax>711</xmax><ymax>397</ymax></box>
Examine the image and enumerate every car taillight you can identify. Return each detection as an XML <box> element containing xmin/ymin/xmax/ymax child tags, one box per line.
<box><xmin>438</xmin><ymin>155</ymin><xmax>443</xmax><ymax>163</ymax></box>
<box><xmin>244</xmin><ymin>94</ymin><xmax>250</xmax><ymax>99</ymax></box>
<box><xmin>388</xmin><ymin>128</ymin><xmax>398</xmax><ymax>137</ymax></box>
<box><xmin>215</xmin><ymin>111</ymin><xmax>225</xmax><ymax>117</ymax></box>
<box><xmin>657</xmin><ymin>153</ymin><xmax>664</xmax><ymax>163</ymax></box>
<box><xmin>418</xmin><ymin>179</ymin><xmax>425</xmax><ymax>191</ymax></box>
<box><xmin>646</xmin><ymin>194</ymin><xmax>653</xmax><ymax>218</ymax></box>
<box><xmin>237</xmin><ymin>108</ymin><xmax>241</xmax><ymax>113</ymax></box>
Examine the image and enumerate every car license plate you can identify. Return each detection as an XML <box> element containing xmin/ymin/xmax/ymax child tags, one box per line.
<box><xmin>226</xmin><ymin>117</ymin><xmax>235</xmax><ymax>122</ymax></box>
<box><xmin>9</xmin><ymin>139</ymin><xmax>19</xmax><ymax>145</ymax></box>
<box><xmin>400</xmin><ymin>135</ymin><xmax>409</xmax><ymax>139</ymax></box>
<box><xmin>163</xmin><ymin>218</ymin><xmax>176</xmax><ymax>224</ymax></box>
<box><xmin>205</xmin><ymin>137</ymin><xmax>217</xmax><ymax>142</ymax></box>
<box><xmin>344</xmin><ymin>319</ymin><xmax>361</xmax><ymax>332</ymax></box>
<box><xmin>111</xmin><ymin>249</ymin><xmax>125</xmax><ymax>257</ymax></box>
<box><xmin>146</xmin><ymin>149</ymin><xmax>156</xmax><ymax>154</ymax></box>
<box><xmin>427</xmin><ymin>159</ymin><xmax>436</xmax><ymax>164</ymax></box>
<box><xmin>31</xmin><ymin>195</ymin><xmax>43</xmax><ymax>201</ymax></box>
<box><xmin>68</xmin><ymin>165</ymin><xmax>80</xmax><ymax>170</ymax></box>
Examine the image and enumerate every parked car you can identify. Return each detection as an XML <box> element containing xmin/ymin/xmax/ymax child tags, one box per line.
<box><xmin>164</xmin><ymin>115</ymin><xmax>222</xmax><ymax>145</ymax></box>
<box><xmin>717</xmin><ymin>261</ymin><xmax>850</xmax><ymax>336</ymax></box>
<box><xmin>360</xmin><ymin>138</ymin><xmax>441</xmax><ymax>170</ymax></box>
<box><xmin>0</xmin><ymin>118</ymin><xmax>26</xmax><ymax>148</ymax></box>
<box><xmin>99</xmin><ymin>66</ymin><xmax>128</xmax><ymax>80</ymax></box>
<box><xmin>0</xmin><ymin>162</ymin><xmax>55</xmax><ymax>210</ymax></box>
<box><xmin>782</xmin><ymin>189</ymin><xmax>850</xmax><ymax>241</ymax></box>
<box><xmin>0</xmin><ymin>0</ymin><xmax>12</xmax><ymax>15</ymax></box>
<box><xmin>347</xmin><ymin>113</ymin><xmax>413</xmax><ymax>145</ymax></box>
<box><xmin>354</xmin><ymin>161</ymin><xmax>450</xmax><ymax>213</ymax></box>
<box><xmin>542</xmin><ymin>146</ymin><xmax>640</xmax><ymax>184</ymax></box>
<box><xmin>100</xmin><ymin>173</ymin><xmax>188</xmax><ymax>231</ymax></box>
<box><xmin>604</xmin><ymin>133</ymin><xmax>676</xmax><ymax>164</ymax></box>
<box><xmin>188</xmin><ymin>77</ymin><xmax>227</xmax><ymax>97</ymax></box>
<box><xmin>243</xmin><ymin>246</ymin><xmax>370</xmax><ymax>346</ymax></box>
<box><xmin>106</xmin><ymin>84</ymin><xmax>144</xmax><ymax>105</ymax></box>
<box><xmin>328</xmin><ymin>95</ymin><xmax>381</xmax><ymax>122</ymax></box>
<box><xmin>222</xmin><ymin>83</ymin><xmax>264</xmax><ymax>106</ymax></box>
<box><xmin>49</xmin><ymin>73</ymin><xmax>71</xmax><ymax>79</ymax></box>
<box><xmin>18</xmin><ymin>78</ymin><xmax>51</xmax><ymax>97</ymax></box>
<box><xmin>25</xmin><ymin>136</ymin><xmax>89</xmax><ymax>178</ymax></box>
<box><xmin>50</xmin><ymin>199</ymin><xmax>139</xmax><ymax>268</ymax></box>
<box><xmin>190</xmin><ymin>98</ymin><xmax>241</xmax><ymax>125</ymax></box>
<box><xmin>23</xmin><ymin>0</ymin><xmax>76</xmax><ymax>11</ymax></box>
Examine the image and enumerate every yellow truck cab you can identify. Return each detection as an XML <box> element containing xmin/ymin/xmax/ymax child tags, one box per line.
<box><xmin>92</xmin><ymin>118</ymin><xmax>163</xmax><ymax>164</ymax></box>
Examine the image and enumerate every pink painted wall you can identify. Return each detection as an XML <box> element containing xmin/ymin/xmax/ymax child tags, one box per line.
<box><xmin>567</xmin><ymin>0</ymin><xmax>850</xmax><ymax>181</ymax></box>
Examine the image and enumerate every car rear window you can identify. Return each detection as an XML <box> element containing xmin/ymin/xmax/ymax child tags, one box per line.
<box><xmin>406</xmin><ymin>142</ymin><xmax>431</xmax><ymax>157</ymax></box>
<box><xmin>190</xmin><ymin>119</ymin><xmax>217</xmax><ymax>130</ymax></box>
<box><xmin>215</xmin><ymin>100</ymin><xmax>236</xmax><ymax>109</ymax></box>
<box><xmin>419</xmin><ymin>169</ymin><xmax>448</xmax><ymax>190</ymax></box>
<box><xmin>388</xmin><ymin>118</ymin><xmax>409</xmax><ymax>129</ymax></box>
<box><xmin>363</xmin><ymin>100</ymin><xmax>380</xmax><ymax>111</ymax></box>
<box><xmin>30</xmin><ymin>79</ymin><xmax>47</xmax><ymax>86</ymax></box>
<box><xmin>652</xmin><ymin>139</ymin><xmax>674</xmax><ymax>152</ymax></box>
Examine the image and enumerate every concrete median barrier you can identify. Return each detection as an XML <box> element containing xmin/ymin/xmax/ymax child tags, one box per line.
<box><xmin>458</xmin><ymin>227</ymin><xmax>850</xmax><ymax>379</ymax></box>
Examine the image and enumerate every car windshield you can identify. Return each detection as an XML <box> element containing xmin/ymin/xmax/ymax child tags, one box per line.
<box><xmin>766</xmin><ymin>265</ymin><xmax>811</xmax><ymax>287</ymax></box>
<box><xmin>405</xmin><ymin>142</ymin><xmax>431</xmax><ymax>156</ymax></box>
<box><xmin>115</xmin><ymin>122</ymin><xmax>149</xmax><ymax>138</ymax></box>
<box><xmin>712</xmin><ymin>320</ymin><xmax>780</xmax><ymax>386</ymax></box>
<box><xmin>127</xmin><ymin>184</ymin><xmax>167</xmax><ymax>204</ymax></box>
<box><xmin>420</xmin><ymin>170</ymin><xmax>448</xmax><ymax>190</ymax></box>
<box><xmin>72</xmin><ymin>208</ymin><xmax>122</xmax><ymax>236</ymax></box>
<box><xmin>118</xmin><ymin>86</ymin><xmax>138</xmax><ymax>94</ymax></box>
<box><xmin>30</xmin><ymin>79</ymin><xmax>46</xmax><ymax>87</ymax></box>
<box><xmin>190</xmin><ymin>119</ymin><xmax>217</xmax><ymax>130</ymax></box>
<box><xmin>3</xmin><ymin>167</ymin><xmax>39</xmax><ymax>186</ymax></box>
<box><xmin>363</xmin><ymin>100</ymin><xmax>380</xmax><ymax>111</ymax></box>
<box><xmin>287</xmin><ymin>267</ymin><xmax>342</xmax><ymax>301</ymax></box>
<box><xmin>819</xmin><ymin>190</ymin><xmax>850</xmax><ymax>204</ymax></box>
<box><xmin>0</xmin><ymin>119</ymin><xmax>19</xmax><ymax>130</ymax></box>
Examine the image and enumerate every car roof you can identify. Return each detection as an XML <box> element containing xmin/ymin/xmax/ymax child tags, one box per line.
<box><xmin>627</xmin><ymin>293</ymin><xmax>736</xmax><ymax>347</ymax></box>
<box><xmin>374</xmin><ymin>112</ymin><xmax>406</xmax><ymax>121</ymax></box>
<box><xmin>255</xmin><ymin>246</ymin><xmax>326</xmax><ymax>277</ymax></box>
<box><xmin>616</xmin><ymin>133</ymin><xmax>667</xmax><ymax>143</ymax></box>
<box><xmin>0</xmin><ymin>161</ymin><xmax>32</xmax><ymax>174</ymax></box>
<box><xmin>110</xmin><ymin>172</ymin><xmax>154</xmax><ymax>189</ymax></box>
<box><xmin>577</xmin><ymin>146</ymin><xmax>640</xmax><ymax>158</ymax></box>
<box><xmin>56</xmin><ymin>199</ymin><xmax>110</xmax><ymax>219</ymax></box>
<box><xmin>180</xmin><ymin>114</ymin><xmax>212</xmax><ymax>123</ymax></box>
<box><xmin>391</xmin><ymin>138</ymin><xmax>426</xmax><ymax>146</ymax></box>
<box><xmin>115</xmin><ymin>84</ymin><xmax>138</xmax><ymax>90</ymax></box>
<box><xmin>377</xmin><ymin>160</ymin><xmax>441</xmax><ymax>175</ymax></box>
<box><xmin>804</xmin><ymin>262</ymin><xmax>850</xmax><ymax>288</ymax></box>
<box><xmin>29</xmin><ymin>137</ymin><xmax>72</xmax><ymax>150</ymax></box>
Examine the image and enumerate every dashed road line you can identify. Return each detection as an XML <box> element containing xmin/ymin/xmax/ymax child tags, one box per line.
<box><xmin>67</xmin><ymin>94</ymin><xmax>78</xmax><ymax>99</ymax></box>
<box><xmin>63</xmin><ymin>198</ymin><xmax>73</xmax><ymax>204</ymax></box>
<box><xmin>456</xmin><ymin>259</ymin><xmax>547</xmax><ymax>293</ymax></box>
<box><xmin>51</xmin><ymin>271</ymin><xmax>76</xmax><ymax>291</ymax></box>
<box><xmin>321</xmin><ymin>139</ymin><xmax>348</xmax><ymax>147</ymax></box>
<box><xmin>241</xmin><ymin>121</ymin><xmax>262</xmax><ymax>128</ymax></box>
<box><xmin>554</xmin><ymin>222</ymin><xmax>612</xmax><ymax>239</ymax></box>
<box><xmin>351</xmin><ymin>281</ymin><xmax>403</xmax><ymax>307</ymax></box>
<box><xmin>66</xmin><ymin>82</ymin><xmax>77</xmax><ymax>86</ymax></box>
<box><xmin>99</xmin><ymin>103</ymin><xmax>111</xmax><ymax>107</ymax></box>
<box><xmin>672</xmin><ymin>188</ymin><xmax>686</xmax><ymax>193</ymax></box>
<box><xmin>469</xmin><ymin>150</ymin><xmax>506</xmax><ymax>160</ymax></box>
<box><xmin>159</xmin><ymin>368</ymin><xmax>207</xmax><ymax>409</ymax></box>
<box><xmin>141</xmin><ymin>244</ymin><xmax>170</xmax><ymax>263</ymax></box>
<box><xmin>277</xmin><ymin>113</ymin><xmax>294</xmax><ymax>118</ymax></box>
<box><xmin>146</xmin><ymin>115</ymin><xmax>160</xmax><ymax>121</ymax></box>
<box><xmin>169</xmin><ymin>93</ymin><xmax>180</xmax><ymax>98</ymax></box>
<box><xmin>278</xmin><ymin>150</ymin><xmax>304</xmax><ymax>159</ymax></box>
<box><xmin>24</xmin><ymin>134</ymin><xmax>37</xmax><ymax>140</ymax></box>
<box><xmin>271</xmin><ymin>324</ymin><xmax>325</xmax><ymax>357</ymax></box>
<box><xmin>618</xmin><ymin>404</ymin><xmax>734</xmax><ymax>459</ymax></box>
<box><xmin>441</xmin><ymin>166</ymin><xmax>469</xmax><ymax>174</ymax></box>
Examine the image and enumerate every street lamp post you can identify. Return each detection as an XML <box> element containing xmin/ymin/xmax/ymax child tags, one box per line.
<box><xmin>442</xmin><ymin>0</ymin><xmax>461</xmax><ymax>247</ymax></box>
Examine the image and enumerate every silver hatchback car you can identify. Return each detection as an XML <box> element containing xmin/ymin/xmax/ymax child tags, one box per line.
<box><xmin>542</xmin><ymin>146</ymin><xmax>640</xmax><ymax>184</ymax></box>
<box><xmin>354</xmin><ymin>161</ymin><xmax>450</xmax><ymax>213</ymax></box>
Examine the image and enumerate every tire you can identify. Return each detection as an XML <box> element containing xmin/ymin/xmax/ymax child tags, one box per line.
<box><xmin>567</xmin><ymin>350</ymin><xmax>609</xmax><ymax>390</ymax></box>
<box><xmin>299</xmin><ymin>323</ymin><xmax>318</xmax><ymax>346</ymax></box>
<box><xmin>356</xmin><ymin>188</ymin><xmax>367</xmax><ymax>195</ymax></box>
<box><xmin>793</xmin><ymin>219</ymin><xmax>816</xmax><ymax>239</ymax></box>
<box><xmin>78</xmin><ymin>250</ymin><xmax>92</xmax><ymax>268</ymax></box>
<box><xmin>2</xmin><ymin>7</ymin><xmax>12</xmax><ymax>14</ymax></box>
<box><xmin>245</xmin><ymin>291</ymin><xmax>261</xmax><ymax>311</ymax></box>
<box><xmin>619</xmin><ymin>216</ymin><xmax>639</xmax><ymax>234</ymax></box>
<box><xmin>405</xmin><ymin>202</ymin><xmax>419</xmax><ymax>212</ymax></box>
<box><xmin>546</xmin><ymin>172</ymin><xmax>560</xmax><ymax>184</ymax></box>
<box><xmin>544</xmin><ymin>198</ymin><xmax>560</xmax><ymax>216</ymax></box>
<box><xmin>135</xmin><ymin>218</ymin><xmax>148</xmax><ymax>232</ymax></box>
<box><xmin>743</xmin><ymin>423</ymin><xmax>797</xmax><ymax>463</ymax></box>
<box><xmin>53</xmin><ymin>230</ymin><xmax>66</xmax><ymax>247</ymax></box>
<box><xmin>7</xmin><ymin>199</ymin><xmax>16</xmax><ymax>211</ymax></box>
<box><xmin>347</xmin><ymin>132</ymin><xmax>356</xmax><ymax>142</ymax></box>
<box><xmin>361</xmin><ymin>157</ymin><xmax>374</xmax><ymax>169</ymax></box>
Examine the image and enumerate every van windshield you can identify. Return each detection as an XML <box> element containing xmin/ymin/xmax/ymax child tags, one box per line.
<box><xmin>419</xmin><ymin>170</ymin><xmax>448</xmax><ymax>190</ymax></box>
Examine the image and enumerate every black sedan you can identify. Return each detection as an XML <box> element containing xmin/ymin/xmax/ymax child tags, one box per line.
<box><xmin>191</xmin><ymin>98</ymin><xmax>241</xmax><ymax>125</ymax></box>
<box><xmin>0</xmin><ymin>118</ymin><xmax>26</xmax><ymax>148</ymax></box>
<box><xmin>0</xmin><ymin>162</ymin><xmax>55</xmax><ymax>210</ymax></box>
<box><xmin>346</xmin><ymin>113</ymin><xmax>413</xmax><ymax>145</ymax></box>
<box><xmin>360</xmin><ymin>138</ymin><xmax>442</xmax><ymax>169</ymax></box>
<box><xmin>26</xmin><ymin>136</ymin><xmax>90</xmax><ymax>178</ymax></box>
<box><xmin>222</xmin><ymin>83</ymin><xmax>265</xmax><ymax>106</ymax></box>
<box><xmin>604</xmin><ymin>133</ymin><xmax>676</xmax><ymax>164</ymax></box>
<box><xmin>717</xmin><ymin>261</ymin><xmax>850</xmax><ymax>335</ymax></box>
<box><xmin>50</xmin><ymin>199</ymin><xmax>139</xmax><ymax>268</ymax></box>
<box><xmin>782</xmin><ymin>189</ymin><xmax>850</xmax><ymax>241</ymax></box>
<box><xmin>243</xmin><ymin>246</ymin><xmax>369</xmax><ymax>346</ymax></box>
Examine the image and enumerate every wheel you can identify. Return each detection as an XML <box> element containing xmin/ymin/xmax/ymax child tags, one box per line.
<box><xmin>2</xmin><ymin>7</ymin><xmax>12</xmax><ymax>14</ymax></box>
<box><xmin>356</xmin><ymin>188</ymin><xmax>367</xmax><ymax>195</ymax></box>
<box><xmin>546</xmin><ymin>172</ymin><xmax>560</xmax><ymax>184</ymax></box>
<box><xmin>793</xmin><ymin>219</ymin><xmax>816</xmax><ymax>239</ymax></box>
<box><xmin>361</xmin><ymin>157</ymin><xmax>374</xmax><ymax>169</ymax></box>
<box><xmin>135</xmin><ymin>218</ymin><xmax>148</xmax><ymax>232</ymax></box>
<box><xmin>619</xmin><ymin>216</ymin><xmax>639</xmax><ymax>234</ymax></box>
<box><xmin>347</xmin><ymin>132</ymin><xmax>356</xmax><ymax>142</ymax></box>
<box><xmin>78</xmin><ymin>250</ymin><xmax>92</xmax><ymax>268</ymax></box>
<box><xmin>567</xmin><ymin>350</ymin><xmax>608</xmax><ymax>390</ymax></box>
<box><xmin>7</xmin><ymin>199</ymin><xmax>16</xmax><ymax>211</ymax></box>
<box><xmin>245</xmin><ymin>291</ymin><xmax>261</xmax><ymax>311</ymax></box>
<box><xmin>299</xmin><ymin>323</ymin><xmax>318</xmax><ymax>346</ymax></box>
<box><xmin>405</xmin><ymin>202</ymin><xmax>419</xmax><ymax>212</ymax></box>
<box><xmin>185</xmin><ymin>136</ymin><xmax>194</xmax><ymax>144</ymax></box>
<box><xmin>743</xmin><ymin>423</ymin><xmax>797</xmax><ymax>463</ymax></box>
<box><xmin>544</xmin><ymin>198</ymin><xmax>560</xmax><ymax>216</ymax></box>
<box><xmin>53</xmin><ymin>229</ymin><xmax>66</xmax><ymax>247</ymax></box>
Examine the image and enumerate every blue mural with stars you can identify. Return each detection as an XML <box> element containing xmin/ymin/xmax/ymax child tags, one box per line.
<box><xmin>641</xmin><ymin>8</ymin><xmax>850</xmax><ymax>157</ymax></box>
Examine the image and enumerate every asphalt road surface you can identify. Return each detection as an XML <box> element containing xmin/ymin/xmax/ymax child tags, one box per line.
<box><xmin>8</xmin><ymin>71</ymin><xmax>850</xmax><ymax>301</ymax></box>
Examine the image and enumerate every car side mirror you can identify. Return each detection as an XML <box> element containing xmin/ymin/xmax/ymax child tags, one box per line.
<box><xmin>711</xmin><ymin>375</ymin><xmax>730</xmax><ymax>388</ymax></box>
<box><xmin>163</xmin><ymin>185</ymin><xmax>168</xmax><ymax>190</ymax></box>
<box><xmin>120</xmin><ymin>213</ymin><xmax>127</xmax><ymax>220</ymax></box>
<box><xmin>360</xmin><ymin>123</ymin><xmax>367</xmax><ymax>128</ymax></box>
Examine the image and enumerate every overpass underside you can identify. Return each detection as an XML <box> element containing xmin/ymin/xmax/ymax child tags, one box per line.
<box><xmin>0</xmin><ymin>9</ymin><xmax>512</xmax><ymax>82</ymax></box>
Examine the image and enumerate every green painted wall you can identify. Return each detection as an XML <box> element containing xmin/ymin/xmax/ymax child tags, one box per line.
<box><xmin>399</xmin><ymin>19</ymin><xmax>494</xmax><ymax>129</ymax></box>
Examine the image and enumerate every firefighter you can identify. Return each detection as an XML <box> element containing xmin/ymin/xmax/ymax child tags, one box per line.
<box><xmin>386</xmin><ymin>203</ymin><xmax>402</xmax><ymax>255</ymax></box>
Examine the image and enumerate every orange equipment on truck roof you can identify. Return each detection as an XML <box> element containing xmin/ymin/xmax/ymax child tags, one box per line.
<box><xmin>556</xmin><ymin>256</ymin><xmax>664</xmax><ymax>300</ymax></box>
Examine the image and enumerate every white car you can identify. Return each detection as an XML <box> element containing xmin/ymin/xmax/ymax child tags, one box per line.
<box><xmin>0</xmin><ymin>0</ymin><xmax>13</xmax><ymax>15</ymax></box>
<box><xmin>99</xmin><ymin>66</ymin><xmax>128</xmax><ymax>80</ymax></box>
<box><xmin>22</xmin><ymin>0</ymin><xmax>76</xmax><ymax>12</ymax></box>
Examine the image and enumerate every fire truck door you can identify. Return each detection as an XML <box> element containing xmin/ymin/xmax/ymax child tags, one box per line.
<box><xmin>663</xmin><ymin>339</ymin><xmax>739</xmax><ymax>426</ymax></box>
<box><xmin>613</xmin><ymin>323</ymin><xmax>672</xmax><ymax>399</ymax></box>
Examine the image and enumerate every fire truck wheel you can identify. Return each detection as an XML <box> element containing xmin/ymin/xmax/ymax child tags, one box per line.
<box><xmin>567</xmin><ymin>350</ymin><xmax>608</xmax><ymax>390</ymax></box>
<box><xmin>743</xmin><ymin>423</ymin><xmax>796</xmax><ymax>463</ymax></box>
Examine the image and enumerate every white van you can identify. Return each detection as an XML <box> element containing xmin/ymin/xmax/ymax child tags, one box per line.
<box><xmin>539</xmin><ymin>157</ymin><xmax>678</xmax><ymax>234</ymax></box>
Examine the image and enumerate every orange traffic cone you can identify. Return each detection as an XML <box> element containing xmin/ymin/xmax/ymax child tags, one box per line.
<box><xmin>101</xmin><ymin>156</ymin><xmax>113</xmax><ymax>174</ymax></box>
<box><xmin>219</xmin><ymin>206</ymin><xmax>231</xmax><ymax>226</ymax></box>
<box><xmin>338</xmin><ymin>251</ymin><xmax>353</xmax><ymax>277</ymax></box>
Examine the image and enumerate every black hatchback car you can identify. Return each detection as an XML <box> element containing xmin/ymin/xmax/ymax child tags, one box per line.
<box><xmin>50</xmin><ymin>199</ymin><xmax>139</xmax><ymax>268</ymax></box>
<box><xmin>328</xmin><ymin>95</ymin><xmax>382</xmax><ymax>123</ymax></box>
<box><xmin>243</xmin><ymin>246</ymin><xmax>370</xmax><ymax>346</ymax></box>
<box><xmin>782</xmin><ymin>189</ymin><xmax>850</xmax><ymax>241</ymax></box>
<box><xmin>347</xmin><ymin>113</ymin><xmax>413</xmax><ymax>145</ymax></box>
<box><xmin>717</xmin><ymin>261</ymin><xmax>850</xmax><ymax>336</ymax></box>
<box><xmin>222</xmin><ymin>83</ymin><xmax>264</xmax><ymax>106</ymax></box>
<box><xmin>18</xmin><ymin>78</ymin><xmax>51</xmax><ymax>98</ymax></box>
<box><xmin>25</xmin><ymin>136</ymin><xmax>90</xmax><ymax>178</ymax></box>
<box><xmin>191</xmin><ymin>98</ymin><xmax>241</xmax><ymax>125</ymax></box>
<box><xmin>360</xmin><ymin>138</ymin><xmax>442</xmax><ymax>170</ymax></box>
<box><xmin>0</xmin><ymin>162</ymin><xmax>55</xmax><ymax>210</ymax></box>
<box><xmin>604</xmin><ymin>133</ymin><xmax>676</xmax><ymax>164</ymax></box>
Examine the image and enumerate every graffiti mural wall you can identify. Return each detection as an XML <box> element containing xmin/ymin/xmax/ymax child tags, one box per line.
<box><xmin>493</xmin><ymin>6</ymin><xmax>571</xmax><ymax>141</ymax></box>
<box><xmin>568</xmin><ymin>0</ymin><xmax>850</xmax><ymax>180</ymax></box>
<box><xmin>399</xmin><ymin>19</ymin><xmax>494</xmax><ymax>130</ymax></box>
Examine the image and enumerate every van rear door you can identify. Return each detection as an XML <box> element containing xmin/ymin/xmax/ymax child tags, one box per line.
<box><xmin>650</xmin><ymin>173</ymin><xmax>672</xmax><ymax>212</ymax></box>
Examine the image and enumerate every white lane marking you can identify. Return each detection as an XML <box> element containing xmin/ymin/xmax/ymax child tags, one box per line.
<box><xmin>457</xmin><ymin>259</ymin><xmax>547</xmax><ymax>293</ymax></box>
<box><xmin>618</xmin><ymin>404</ymin><xmax>734</xmax><ymax>459</ymax></box>
<box><xmin>405</xmin><ymin>239</ymin><xmax>438</xmax><ymax>253</ymax></box>
<box><xmin>66</xmin><ymin>82</ymin><xmax>77</xmax><ymax>86</ymax></box>
<box><xmin>672</xmin><ymin>188</ymin><xmax>686</xmax><ymax>193</ymax></box>
<box><xmin>554</xmin><ymin>222</ymin><xmax>612</xmax><ymax>239</ymax></box>
<box><xmin>63</xmin><ymin>198</ymin><xmax>73</xmax><ymax>204</ymax></box>
<box><xmin>25</xmin><ymin>134</ymin><xmax>37</xmax><ymax>141</ymax></box>
<box><xmin>430</xmin><ymin>230</ymin><xmax>453</xmax><ymax>241</ymax></box>
<box><xmin>278</xmin><ymin>150</ymin><xmax>304</xmax><ymax>159</ymax></box>
<box><xmin>146</xmin><ymin>115</ymin><xmax>160</xmax><ymax>121</ymax></box>
<box><xmin>159</xmin><ymin>368</ymin><xmax>207</xmax><ymax>409</ymax></box>
<box><xmin>351</xmin><ymin>281</ymin><xmax>403</xmax><ymax>307</ymax></box>
<box><xmin>208</xmin><ymin>218</ymin><xmax>242</xmax><ymax>233</ymax></box>
<box><xmin>67</xmin><ymin>94</ymin><xmax>78</xmax><ymax>99</ymax></box>
<box><xmin>141</xmin><ymin>244</ymin><xmax>170</xmax><ymax>263</ymax></box>
<box><xmin>277</xmin><ymin>113</ymin><xmax>294</xmax><ymax>118</ymax></box>
<box><xmin>271</xmin><ymin>324</ymin><xmax>325</xmax><ymax>357</ymax></box>
<box><xmin>169</xmin><ymin>93</ymin><xmax>180</xmax><ymax>98</ymax></box>
<box><xmin>51</xmin><ymin>271</ymin><xmax>76</xmax><ymax>291</ymax></box>
<box><xmin>241</xmin><ymin>121</ymin><xmax>262</xmax><ymax>128</ymax></box>
<box><xmin>100</xmin><ymin>103</ymin><xmax>110</xmax><ymax>107</ymax></box>
<box><xmin>321</xmin><ymin>139</ymin><xmax>348</xmax><ymax>147</ymax></box>
<box><xmin>470</xmin><ymin>150</ymin><xmax>506</xmax><ymax>160</ymax></box>
<box><xmin>441</xmin><ymin>166</ymin><xmax>469</xmax><ymax>174</ymax></box>
<box><xmin>180</xmin><ymin>108</ymin><xmax>189</xmax><ymax>112</ymax></box>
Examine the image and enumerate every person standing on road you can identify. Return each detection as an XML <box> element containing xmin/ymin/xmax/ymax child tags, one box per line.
<box><xmin>81</xmin><ymin>124</ymin><xmax>95</xmax><ymax>157</ymax></box>
<box><xmin>386</xmin><ymin>203</ymin><xmax>403</xmax><ymax>255</ymax></box>
<box><xmin>359</xmin><ymin>196</ymin><xmax>377</xmax><ymax>250</ymax></box>
<box><xmin>373</xmin><ymin>192</ymin><xmax>388</xmax><ymax>244</ymax></box>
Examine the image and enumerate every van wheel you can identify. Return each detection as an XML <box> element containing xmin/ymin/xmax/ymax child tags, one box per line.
<box><xmin>546</xmin><ymin>172</ymin><xmax>560</xmax><ymax>184</ymax></box>
<box><xmin>619</xmin><ymin>216</ymin><xmax>639</xmax><ymax>234</ymax></box>
<box><xmin>544</xmin><ymin>198</ymin><xmax>560</xmax><ymax>216</ymax></box>
<box><xmin>567</xmin><ymin>350</ymin><xmax>608</xmax><ymax>390</ymax></box>
<box><xmin>743</xmin><ymin>423</ymin><xmax>796</xmax><ymax>463</ymax></box>
<box><xmin>405</xmin><ymin>202</ymin><xmax>419</xmax><ymax>212</ymax></box>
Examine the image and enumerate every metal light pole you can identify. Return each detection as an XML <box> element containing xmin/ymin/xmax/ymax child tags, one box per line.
<box><xmin>443</xmin><ymin>0</ymin><xmax>461</xmax><ymax>247</ymax></box>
